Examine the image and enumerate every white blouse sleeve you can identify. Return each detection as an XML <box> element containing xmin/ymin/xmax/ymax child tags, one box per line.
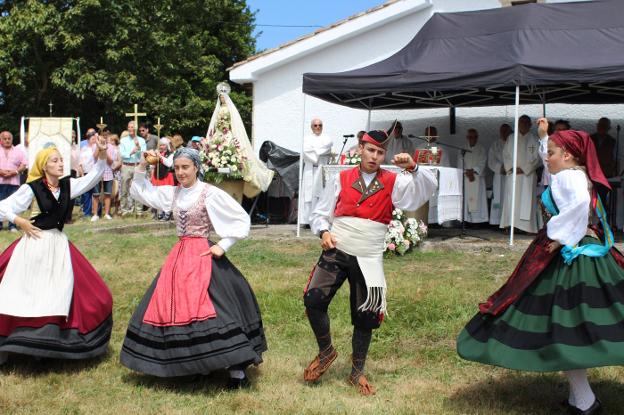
<box><xmin>204</xmin><ymin>186</ymin><xmax>250</xmax><ymax>252</ymax></box>
<box><xmin>392</xmin><ymin>168</ymin><xmax>438</xmax><ymax>211</ymax></box>
<box><xmin>162</xmin><ymin>154</ymin><xmax>174</xmax><ymax>168</ymax></box>
<box><xmin>69</xmin><ymin>158</ymin><xmax>105</xmax><ymax>199</ymax></box>
<box><xmin>547</xmin><ymin>169</ymin><xmax>590</xmax><ymax>247</ymax></box>
<box><xmin>310</xmin><ymin>176</ymin><xmax>341</xmax><ymax>236</ymax></box>
<box><xmin>129</xmin><ymin>170</ymin><xmax>175</xmax><ymax>212</ymax></box>
<box><xmin>0</xmin><ymin>185</ymin><xmax>35</xmax><ymax>222</ymax></box>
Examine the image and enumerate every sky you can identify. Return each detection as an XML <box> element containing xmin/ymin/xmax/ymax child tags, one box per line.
<box><xmin>246</xmin><ymin>0</ymin><xmax>385</xmax><ymax>52</ymax></box>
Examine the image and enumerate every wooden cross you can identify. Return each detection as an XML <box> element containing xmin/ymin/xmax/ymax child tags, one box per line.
<box><xmin>96</xmin><ymin>116</ymin><xmax>107</xmax><ymax>133</ymax></box>
<box><xmin>154</xmin><ymin>116</ymin><xmax>164</xmax><ymax>138</ymax></box>
<box><xmin>125</xmin><ymin>104</ymin><xmax>146</xmax><ymax>128</ymax></box>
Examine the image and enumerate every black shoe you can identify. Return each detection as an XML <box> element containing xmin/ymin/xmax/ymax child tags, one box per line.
<box><xmin>568</xmin><ymin>398</ymin><xmax>602</xmax><ymax>415</ymax></box>
<box><xmin>226</xmin><ymin>375</ymin><xmax>251</xmax><ymax>390</ymax></box>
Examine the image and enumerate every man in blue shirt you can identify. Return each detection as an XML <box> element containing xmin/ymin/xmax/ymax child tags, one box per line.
<box><xmin>119</xmin><ymin>121</ymin><xmax>146</xmax><ymax>216</ymax></box>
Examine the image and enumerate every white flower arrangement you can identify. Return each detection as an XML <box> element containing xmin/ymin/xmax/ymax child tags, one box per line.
<box><xmin>384</xmin><ymin>208</ymin><xmax>428</xmax><ymax>256</ymax></box>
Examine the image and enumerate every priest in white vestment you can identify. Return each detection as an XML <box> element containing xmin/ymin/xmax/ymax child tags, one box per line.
<box><xmin>462</xmin><ymin>129</ymin><xmax>488</xmax><ymax>223</ymax></box>
<box><xmin>299</xmin><ymin>118</ymin><xmax>333</xmax><ymax>225</ymax></box>
<box><xmin>500</xmin><ymin>115</ymin><xmax>541</xmax><ymax>233</ymax></box>
<box><xmin>488</xmin><ymin>123</ymin><xmax>511</xmax><ymax>225</ymax></box>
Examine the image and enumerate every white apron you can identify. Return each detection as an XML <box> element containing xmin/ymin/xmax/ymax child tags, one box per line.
<box><xmin>0</xmin><ymin>229</ymin><xmax>73</xmax><ymax>317</ymax></box>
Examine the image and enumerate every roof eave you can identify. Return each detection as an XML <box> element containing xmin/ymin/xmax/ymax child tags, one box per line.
<box><xmin>229</xmin><ymin>0</ymin><xmax>432</xmax><ymax>84</ymax></box>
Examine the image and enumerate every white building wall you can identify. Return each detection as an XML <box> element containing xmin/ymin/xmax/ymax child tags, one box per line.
<box><xmin>241</xmin><ymin>0</ymin><xmax>501</xmax><ymax>154</ymax></box>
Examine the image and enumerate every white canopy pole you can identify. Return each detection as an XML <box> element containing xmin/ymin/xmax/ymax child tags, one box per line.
<box><xmin>366</xmin><ymin>109</ymin><xmax>371</xmax><ymax>130</ymax></box>
<box><xmin>296</xmin><ymin>93</ymin><xmax>308</xmax><ymax>238</ymax></box>
<box><xmin>509</xmin><ymin>85</ymin><xmax>520</xmax><ymax>246</ymax></box>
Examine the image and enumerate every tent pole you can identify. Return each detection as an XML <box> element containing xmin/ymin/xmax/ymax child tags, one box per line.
<box><xmin>509</xmin><ymin>86</ymin><xmax>520</xmax><ymax>246</ymax></box>
<box><xmin>297</xmin><ymin>93</ymin><xmax>307</xmax><ymax>238</ymax></box>
<box><xmin>542</xmin><ymin>103</ymin><xmax>546</xmax><ymax>117</ymax></box>
<box><xmin>367</xmin><ymin>108</ymin><xmax>371</xmax><ymax>130</ymax></box>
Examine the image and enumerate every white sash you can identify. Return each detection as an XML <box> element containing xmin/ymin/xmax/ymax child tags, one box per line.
<box><xmin>331</xmin><ymin>216</ymin><xmax>388</xmax><ymax>314</ymax></box>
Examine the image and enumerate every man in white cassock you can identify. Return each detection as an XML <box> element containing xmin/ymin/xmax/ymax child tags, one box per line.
<box><xmin>500</xmin><ymin>115</ymin><xmax>541</xmax><ymax>233</ymax></box>
<box><xmin>488</xmin><ymin>123</ymin><xmax>511</xmax><ymax>225</ymax></box>
<box><xmin>299</xmin><ymin>118</ymin><xmax>333</xmax><ymax>225</ymax></box>
<box><xmin>462</xmin><ymin>128</ymin><xmax>488</xmax><ymax>224</ymax></box>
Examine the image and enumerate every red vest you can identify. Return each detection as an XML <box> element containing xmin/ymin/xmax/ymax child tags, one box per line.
<box><xmin>334</xmin><ymin>167</ymin><xmax>397</xmax><ymax>224</ymax></box>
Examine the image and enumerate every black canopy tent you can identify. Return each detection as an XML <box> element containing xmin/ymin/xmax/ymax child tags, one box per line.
<box><xmin>300</xmin><ymin>0</ymin><xmax>624</xmax><ymax>244</ymax></box>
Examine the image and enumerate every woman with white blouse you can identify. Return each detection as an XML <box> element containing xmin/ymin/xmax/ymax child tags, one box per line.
<box><xmin>458</xmin><ymin>121</ymin><xmax>624</xmax><ymax>414</ymax></box>
<box><xmin>119</xmin><ymin>148</ymin><xmax>266</xmax><ymax>389</ymax></box>
<box><xmin>0</xmin><ymin>141</ymin><xmax>113</xmax><ymax>364</ymax></box>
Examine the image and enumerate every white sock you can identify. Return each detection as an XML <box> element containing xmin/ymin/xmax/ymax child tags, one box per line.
<box><xmin>228</xmin><ymin>369</ymin><xmax>245</xmax><ymax>379</ymax></box>
<box><xmin>565</xmin><ymin>369</ymin><xmax>596</xmax><ymax>411</ymax></box>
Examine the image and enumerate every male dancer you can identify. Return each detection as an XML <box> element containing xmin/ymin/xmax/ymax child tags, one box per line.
<box><xmin>303</xmin><ymin>130</ymin><xmax>437</xmax><ymax>395</ymax></box>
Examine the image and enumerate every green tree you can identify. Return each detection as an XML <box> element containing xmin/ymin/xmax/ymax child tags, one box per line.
<box><xmin>0</xmin><ymin>0</ymin><xmax>255</xmax><ymax>139</ymax></box>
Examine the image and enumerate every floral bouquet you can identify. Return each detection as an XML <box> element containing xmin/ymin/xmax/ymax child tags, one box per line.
<box><xmin>384</xmin><ymin>208</ymin><xmax>428</xmax><ymax>256</ymax></box>
<box><xmin>199</xmin><ymin>137</ymin><xmax>247</xmax><ymax>184</ymax></box>
<box><xmin>342</xmin><ymin>149</ymin><xmax>361</xmax><ymax>165</ymax></box>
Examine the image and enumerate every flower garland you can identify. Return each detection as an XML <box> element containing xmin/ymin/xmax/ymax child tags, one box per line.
<box><xmin>384</xmin><ymin>208</ymin><xmax>428</xmax><ymax>256</ymax></box>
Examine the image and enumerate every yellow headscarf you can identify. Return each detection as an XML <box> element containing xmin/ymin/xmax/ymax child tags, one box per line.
<box><xmin>26</xmin><ymin>146</ymin><xmax>60</xmax><ymax>183</ymax></box>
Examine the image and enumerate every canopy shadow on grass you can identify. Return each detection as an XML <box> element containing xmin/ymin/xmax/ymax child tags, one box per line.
<box><xmin>445</xmin><ymin>371</ymin><xmax>624</xmax><ymax>415</ymax></box>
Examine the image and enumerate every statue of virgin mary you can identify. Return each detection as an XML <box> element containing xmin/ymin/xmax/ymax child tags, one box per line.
<box><xmin>207</xmin><ymin>82</ymin><xmax>274</xmax><ymax>198</ymax></box>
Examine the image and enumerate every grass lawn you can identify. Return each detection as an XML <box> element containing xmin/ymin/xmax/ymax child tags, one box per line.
<box><xmin>1</xmin><ymin>220</ymin><xmax>624</xmax><ymax>414</ymax></box>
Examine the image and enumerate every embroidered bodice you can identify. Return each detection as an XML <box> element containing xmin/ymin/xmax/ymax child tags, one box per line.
<box><xmin>173</xmin><ymin>185</ymin><xmax>213</xmax><ymax>238</ymax></box>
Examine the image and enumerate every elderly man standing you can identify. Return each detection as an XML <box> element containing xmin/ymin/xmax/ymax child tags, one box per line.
<box><xmin>0</xmin><ymin>131</ymin><xmax>27</xmax><ymax>231</ymax></box>
<box><xmin>119</xmin><ymin>121</ymin><xmax>146</xmax><ymax>216</ymax></box>
<box><xmin>488</xmin><ymin>123</ymin><xmax>511</xmax><ymax>226</ymax></box>
<box><xmin>500</xmin><ymin>115</ymin><xmax>541</xmax><ymax>233</ymax></box>
<box><xmin>463</xmin><ymin>128</ymin><xmax>488</xmax><ymax>225</ymax></box>
<box><xmin>299</xmin><ymin>118</ymin><xmax>333</xmax><ymax>226</ymax></box>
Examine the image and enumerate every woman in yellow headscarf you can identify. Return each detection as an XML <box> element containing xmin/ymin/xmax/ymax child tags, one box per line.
<box><xmin>0</xmin><ymin>139</ymin><xmax>114</xmax><ymax>365</ymax></box>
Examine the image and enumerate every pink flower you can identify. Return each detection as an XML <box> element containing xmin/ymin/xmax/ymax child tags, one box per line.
<box><xmin>217</xmin><ymin>145</ymin><xmax>224</xmax><ymax>151</ymax></box>
<box><xmin>387</xmin><ymin>243</ymin><xmax>396</xmax><ymax>251</ymax></box>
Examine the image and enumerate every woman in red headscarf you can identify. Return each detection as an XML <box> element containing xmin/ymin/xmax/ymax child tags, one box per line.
<box><xmin>457</xmin><ymin>118</ymin><xmax>624</xmax><ymax>414</ymax></box>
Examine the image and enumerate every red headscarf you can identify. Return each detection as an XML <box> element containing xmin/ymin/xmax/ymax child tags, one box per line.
<box><xmin>549</xmin><ymin>130</ymin><xmax>611</xmax><ymax>191</ymax></box>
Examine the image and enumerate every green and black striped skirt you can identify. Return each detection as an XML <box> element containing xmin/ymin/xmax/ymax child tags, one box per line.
<box><xmin>457</xmin><ymin>236</ymin><xmax>624</xmax><ymax>372</ymax></box>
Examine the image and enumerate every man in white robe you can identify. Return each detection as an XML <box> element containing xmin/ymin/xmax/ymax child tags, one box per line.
<box><xmin>299</xmin><ymin>118</ymin><xmax>333</xmax><ymax>225</ymax></box>
<box><xmin>462</xmin><ymin>128</ymin><xmax>488</xmax><ymax>224</ymax></box>
<box><xmin>488</xmin><ymin>123</ymin><xmax>511</xmax><ymax>225</ymax></box>
<box><xmin>500</xmin><ymin>115</ymin><xmax>542</xmax><ymax>233</ymax></box>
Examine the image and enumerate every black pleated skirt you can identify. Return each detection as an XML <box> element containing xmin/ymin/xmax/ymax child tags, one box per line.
<box><xmin>120</xmin><ymin>254</ymin><xmax>267</xmax><ymax>377</ymax></box>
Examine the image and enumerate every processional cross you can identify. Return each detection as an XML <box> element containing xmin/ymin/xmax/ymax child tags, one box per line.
<box><xmin>125</xmin><ymin>104</ymin><xmax>147</xmax><ymax>128</ymax></box>
<box><xmin>154</xmin><ymin>117</ymin><xmax>164</xmax><ymax>138</ymax></box>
